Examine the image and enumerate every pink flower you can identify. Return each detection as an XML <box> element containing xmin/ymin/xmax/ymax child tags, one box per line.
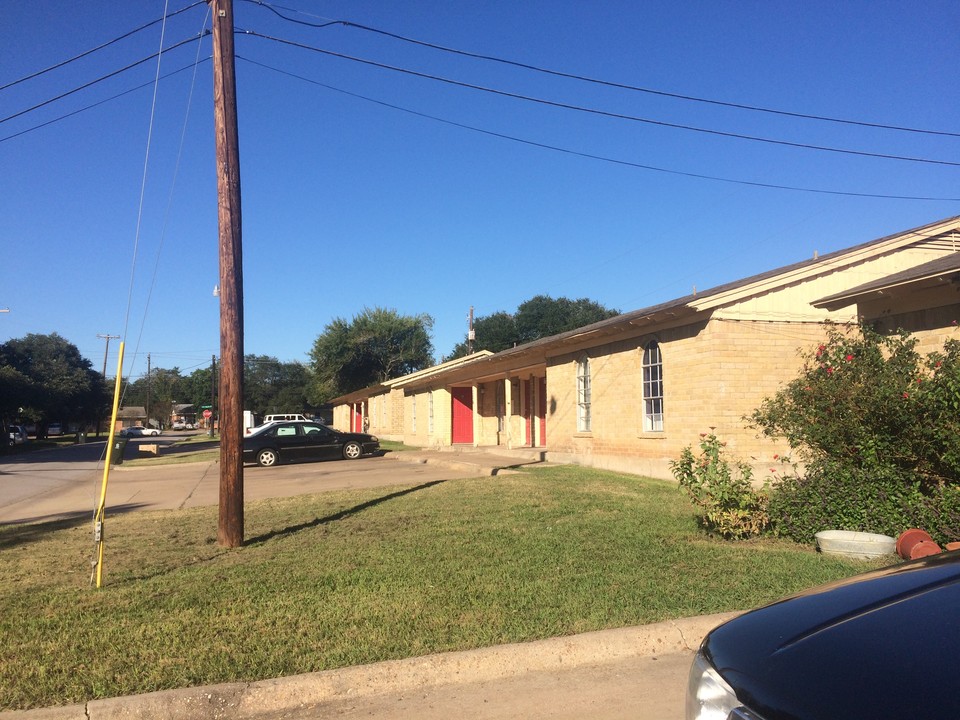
<box><xmin>845</xmin><ymin>354</ymin><xmax>854</xmax><ymax>361</ymax></box>
<box><xmin>826</xmin><ymin>367</ymin><xmax>834</xmax><ymax>374</ymax></box>
<box><xmin>903</xmin><ymin>392</ymin><xmax>909</xmax><ymax>399</ymax></box>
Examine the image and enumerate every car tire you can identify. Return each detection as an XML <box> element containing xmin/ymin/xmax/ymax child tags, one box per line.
<box><xmin>342</xmin><ymin>441</ymin><xmax>362</xmax><ymax>460</ymax></box>
<box><xmin>257</xmin><ymin>448</ymin><xmax>279</xmax><ymax>467</ymax></box>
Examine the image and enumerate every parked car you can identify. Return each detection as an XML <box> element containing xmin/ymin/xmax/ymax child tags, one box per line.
<box><xmin>47</xmin><ymin>422</ymin><xmax>63</xmax><ymax>436</ymax></box>
<box><xmin>8</xmin><ymin>425</ymin><xmax>28</xmax><ymax>445</ymax></box>
<box><xmin>172</xmin><ymin>421</ymin><xmax>186</xmax><ymax>430</ymax></box>
<box><xmin>243</xmin><ymin>421</ymin><xmax>379</xmax><ymax>467</ymax></box>
<box><xmin>686</xmin><ymin>549</ymin><xmax>960</xmax><ymax>720</ymax></box>
<box><xmin>119</xmin><ymin>426</ymin><xmax>161</xmax><ymax>437</ymax></box>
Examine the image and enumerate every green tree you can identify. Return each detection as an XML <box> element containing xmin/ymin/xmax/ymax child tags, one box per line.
<box><xmin>0</xmin><ymin>333</ymin><xmax>108</xmax><ymax>433</ymax></box>
<box><xmin>516</xmin><ymin>295</ymin><xmax>619</xmax><ymax>344</ymax></box>
<box><xmin>123</xmin><ymin>367</ymin><xmax>184</xmax><ymax>428</ymax></box>
<box><xmin>448</xmin><ymin>296</ymin><xmax>619</xmax><ymax>359</ymax></box>
<box><xmin>448</xmin><ymin>311</ymin><xmax>518</xmax><ymax>359</ymax></box>
<box><xmin>749</xmin><ymin>323</ymin><xmax>960</xmax><ymax>543</ymax></box>
<box><xmin>244</xmin><ymin>355</ymin><xmax>311</xmax><ymax>415</ymax></box>
<box><xmin>309</xmin><ymin>307</ymin><xmax>434</xmax><ymax>402</ymax></box>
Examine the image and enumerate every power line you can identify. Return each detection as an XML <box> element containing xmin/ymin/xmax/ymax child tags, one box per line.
<box><xmin>0</xmin><ymin>60</ymin><xmax>210</xmax><ymax>144</ymax></box>
<box><xmin>237</xmin><ymin>55</ymin><xmax>960</xmax><ymax>202</ymax></box>
<box><xmin>244</xmin><ymin>0</ymin><xmax>960</xmax><ymax>140</ymax></box>
<box><xmin>0</xmin><ymin>33</ymin><xmax>207</xmax><ymax>126</ymax></box>
<box><xmin>242</xmin><ymin>31</ymin><xmax>960</xmax><ymax>168</ymax></box>
<box><xmin>0</xmin><ymin>1</ymin><xmax>206</xmax><ymax>92</ymax></box>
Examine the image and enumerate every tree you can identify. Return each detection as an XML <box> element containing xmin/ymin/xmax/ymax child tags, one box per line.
<box><xmin>448</xmin><ymin>296</ymin><xmax>619</xmax><ymax>359</ymax></box>
<box><xmin>309</xmin><ymin>307</ymin><xmax>434</xmax><ymax>402</ymax></box>
<box><xmin>749</xmin><ymin>323</ymin><xmax>960</xmax><ymax>543</ymax></box>
<box><xmin>244</xmin><ymin>355</ymin><xmax>311</xmax><ymax>415</ymax></box>
<box><xmin>515</xmin><ymin>295</ymin><xmax>620</xmax><ymax>344</ymax></box>
<box><xmin>0</xmin><ymin>333</ymin><xmax>108</xmax><ymax>433</ymax></box>
<box><xmin>448</xmin><ymin>311</ymin><xmax>518</xmax><ymax>358</ymax></box>
<box><xmin>123</xmin><ymin>367</ymin><xmax>184</xmax><ymax>427</ymax></box>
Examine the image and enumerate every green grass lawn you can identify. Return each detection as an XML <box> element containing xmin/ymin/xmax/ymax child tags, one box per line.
<box><xmin>0</xmin><ymin>465</ymin><xmax>886</xmax><ymax>710</ymax></box>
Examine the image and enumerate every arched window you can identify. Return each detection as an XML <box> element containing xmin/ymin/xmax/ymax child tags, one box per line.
<box><xmin>642</xmin><ymin>342</ymin><xmax>664</xmax><ymax>432</ymax></box>
<box><xmin>577</xmin><ymin>355</ymin><xmax>591</xmax><ymax>432</ymax></box>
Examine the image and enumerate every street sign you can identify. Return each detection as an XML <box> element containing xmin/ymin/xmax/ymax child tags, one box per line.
<box><xmin>203</xmin><ymin>409</ymin><xmax>213</xmax><ymax>419</ymax></box>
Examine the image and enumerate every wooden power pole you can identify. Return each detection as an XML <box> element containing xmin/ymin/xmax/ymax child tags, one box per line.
<box><xmin>210</xmin><ymin>0</ymin><xmax>244</xmax><ymax>547</ymax></box>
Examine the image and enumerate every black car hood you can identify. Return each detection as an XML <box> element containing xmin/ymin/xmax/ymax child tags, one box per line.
<box><xmin>703</xmin><ymin>550</ymin><xmax>960</xmax><ymax>720</ymax></box>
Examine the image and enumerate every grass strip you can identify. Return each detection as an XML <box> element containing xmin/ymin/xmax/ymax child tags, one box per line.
<box><xmin>0</xmin><ymin>465</ymin><xmax>881</xmax><ymax>710</ymax></box>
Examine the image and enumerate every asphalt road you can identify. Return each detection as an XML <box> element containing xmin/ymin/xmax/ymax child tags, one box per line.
<box><xmin>0</xmin><ymin>436</ymin><xmax>477</xmax><ymax>526</ymax></box>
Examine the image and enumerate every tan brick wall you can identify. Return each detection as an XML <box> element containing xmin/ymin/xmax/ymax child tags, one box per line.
<box><xmin>545</xmin><ymin>318</ymin><xmax>830</xmax><ymax>480</ymax></box>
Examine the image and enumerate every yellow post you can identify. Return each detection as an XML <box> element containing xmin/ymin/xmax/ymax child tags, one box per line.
<box><xmin>93</xmin><ymin>341</ymin><xmax>125</xmax><ymax>589</ymax></box>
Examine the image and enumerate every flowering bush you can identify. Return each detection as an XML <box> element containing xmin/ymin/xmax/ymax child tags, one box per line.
<box><xmin>750</xmin><ymin>323</ymin><xmax>960</xmax><ymax>543</ymax></box>
<box><xmin>671</xmin><ymin>432</ymin><xmax>769</xmax><ymax>539</ymax></box>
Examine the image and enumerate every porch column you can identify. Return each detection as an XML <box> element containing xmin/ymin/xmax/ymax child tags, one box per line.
<box><xmin>472</xmin><ymin>384</ymin><xmax>479</xmax><ymax>447</ymax></box>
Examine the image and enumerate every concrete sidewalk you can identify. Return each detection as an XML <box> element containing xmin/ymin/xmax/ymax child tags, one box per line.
<box><xmin>3</xmin><ymin>613</ymin><xmax>736</xmax><ymax>719</ymax></box>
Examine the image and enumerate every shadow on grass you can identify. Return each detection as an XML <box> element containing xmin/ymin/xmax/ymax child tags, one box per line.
<box><xmin>0</xmin><ymin>503</ymin><xmax>153</xmax><ymax>545</ymax></box>
<box><xmin>245</xmin><ymin>479</ymin><xmax>448</xmax><ymax>545</ymax></box>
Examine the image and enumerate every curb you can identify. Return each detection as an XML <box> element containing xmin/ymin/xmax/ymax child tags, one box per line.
<box><xmin>3</xmin><ymin>613</ymin><xmax>738</xmax><ymax>719</ymax></box>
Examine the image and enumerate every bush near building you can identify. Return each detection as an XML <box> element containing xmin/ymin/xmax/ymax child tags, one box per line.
<box><xmin>749</xmin><ymin>323</ymin><xmax>960</xmax><ymax>545</ymax></box>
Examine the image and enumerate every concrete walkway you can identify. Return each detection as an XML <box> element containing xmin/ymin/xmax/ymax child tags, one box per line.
<box><xmin>2</xmin><ymin>613</ymin><xmax>737</xmax><ymax>719</ymax></box>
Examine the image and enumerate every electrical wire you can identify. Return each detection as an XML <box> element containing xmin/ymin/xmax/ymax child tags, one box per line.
<box><xmin>126</xmin><ymin>5</ymin><xmax>212</xmax><ymax>396</ymax></box>
<box><xmin>0</xmin><ymin>33</ymin><xmax>208</xmax><ymax>126</ymax></box>
<box><xmin>0</xmin><ymin>60</ymin><xmax>210</xmax><ymax>144</ymax></box>
<box><xmin>0</xmin><ymin>1</ymin><xmax>206</xmax><ymax>92</ymax></box>
<box><xmin>237</xmin><ymin>55</ymin><xmax>960</xmax><ymax>202</ymax></box>
<box><xmin>243</xmin><ymin>0</ymin><xmax>960</xmax><ymax>140</ymax></box>
<box><xmin>241</xmin><ymin>31</ymin><xmax>960</xmax><ymax>168</ymax></box>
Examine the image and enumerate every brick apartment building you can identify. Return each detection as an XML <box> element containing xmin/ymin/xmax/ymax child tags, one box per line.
<box><xmin>332</xmin><ymin>216</ymin><xmax>960</xmax><ymax>480</ymax></box>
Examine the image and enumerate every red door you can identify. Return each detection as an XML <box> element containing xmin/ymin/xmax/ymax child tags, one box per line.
<box><xmin>451</xmin><ymin>387</ymin><xmax>474</xmax><ymax>444</ymax></box>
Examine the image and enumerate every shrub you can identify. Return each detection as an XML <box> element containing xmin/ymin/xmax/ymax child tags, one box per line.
<box><xmin>750</xmin><ymin>323</ymin><xmax>960</xmax><ymax>544</ymax></box>
<box><xmin>671</xmin><ymin>433</ymin><xmax>769</xmax><ymax>539</ymax></box>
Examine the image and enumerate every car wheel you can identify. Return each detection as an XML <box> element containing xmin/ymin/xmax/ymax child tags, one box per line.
<box><xmin>342</xmin><ymin>441</ymin><xmax>362</xmax><ymax>460</ymax></box>
<box><xmin>257</xmin><ymin>448</ymin><xmax>279</xmax><ymax>467</ymax></box>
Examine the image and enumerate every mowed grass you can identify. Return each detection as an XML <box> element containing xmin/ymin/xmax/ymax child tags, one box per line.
<box><xmin>0</xmin><ymin>465</ymin><xmax>882</xmax><ymax>710</ymax></box>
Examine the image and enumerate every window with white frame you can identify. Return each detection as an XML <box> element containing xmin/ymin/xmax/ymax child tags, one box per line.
<box><xmin>577</xmin><ymin>355</ymin><xmax>591</xmax><ymax>432</ymax></box>
<box><xmin>642</xmin><ymin>341</ymin><xmax>664</xmax><ymax>432</ymax></box>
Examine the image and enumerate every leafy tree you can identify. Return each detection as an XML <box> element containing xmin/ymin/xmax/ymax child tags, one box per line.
<box><xmin>749</xmin><ymin>323</ymin><xmax>960</xmax><ymax>544</ymax></box>
<box><xmin>448</xmin><ymin>296</ymin><xmax>619</xmax><ymax>359</ymax></box>
<box><xmin>244</xmin><ymin>355</ymin><xmax>311</xmax><ymax>415</ymax></box>
<box><xmin>448</xmin><ymin>311</ymin><xmax>518</xmax><ymax>358</ymax></box>
<box><xmin>309</xmin><ymin>307</ymin><xmax>434</xmax><ymax>402</ymax></box>
<box><xmin>516</xmin><ymin>295</ymin><xmax>619</xmax><ymax>344</ymax></box>
<box><xmin>0</xmin><ymin>333</ymin><xmax>108</xmax><ymax>433</ymax></box>
<box><xmin>123</xmin><ymin>367</ymin><xmax>184</xmax><ymax>427</ymax></box>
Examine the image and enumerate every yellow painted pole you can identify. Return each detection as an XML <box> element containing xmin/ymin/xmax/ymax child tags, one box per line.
<box><xmin>94</xmin><ymin>341</ymin><xmax>125</xmax><ymax>589</ymax></box>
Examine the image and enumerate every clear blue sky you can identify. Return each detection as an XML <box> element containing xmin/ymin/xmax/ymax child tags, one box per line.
<box><xmin>2</xmin><ymin>1</ymin><xmax>958</xmax><ymax>381</ymax></box>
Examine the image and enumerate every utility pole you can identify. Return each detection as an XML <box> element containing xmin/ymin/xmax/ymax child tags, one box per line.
<box><xmin>146</xmin><ymin>353</ymin><xmax>151</xmax><ymax>428</ymax></box>
<box><xmin>209</xmin><ymin>354</ymin><xmax>217</xmax><ymax>437</ymax></box>
<box><xmin>96</xmin><ymin>333</ymin><xmax>120</xmax><ymax>438</ymax></box>
<box><xmin>97</xmin><ymin>334</ymin><xmax>120</xmax><ymax>378</ymax></box>
<box><xmin>210</xmin><ymin>0</ymin><xmax>244</xmax><ymax>547</ymax></box>
<box><xmin>467</xmin><ymin>306</ymin><xmax>475</xmax><ymax>354</ymax></box>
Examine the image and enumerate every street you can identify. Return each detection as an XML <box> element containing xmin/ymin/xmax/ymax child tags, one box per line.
<box><xmin>0</xmin><ymin>437</ymin><xmax>476</xmax><ymax>526</ymax></box>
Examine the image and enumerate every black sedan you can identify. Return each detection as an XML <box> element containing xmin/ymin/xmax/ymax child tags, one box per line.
<box><xmin>686</xmin><ymin>549</ymin><xmax>960</xmax><ymax>720</ymax></box>
<box><xmin>243</xmin><ymin>421</ymin><xmax>379</xmax><ymax>467</ymax></box>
